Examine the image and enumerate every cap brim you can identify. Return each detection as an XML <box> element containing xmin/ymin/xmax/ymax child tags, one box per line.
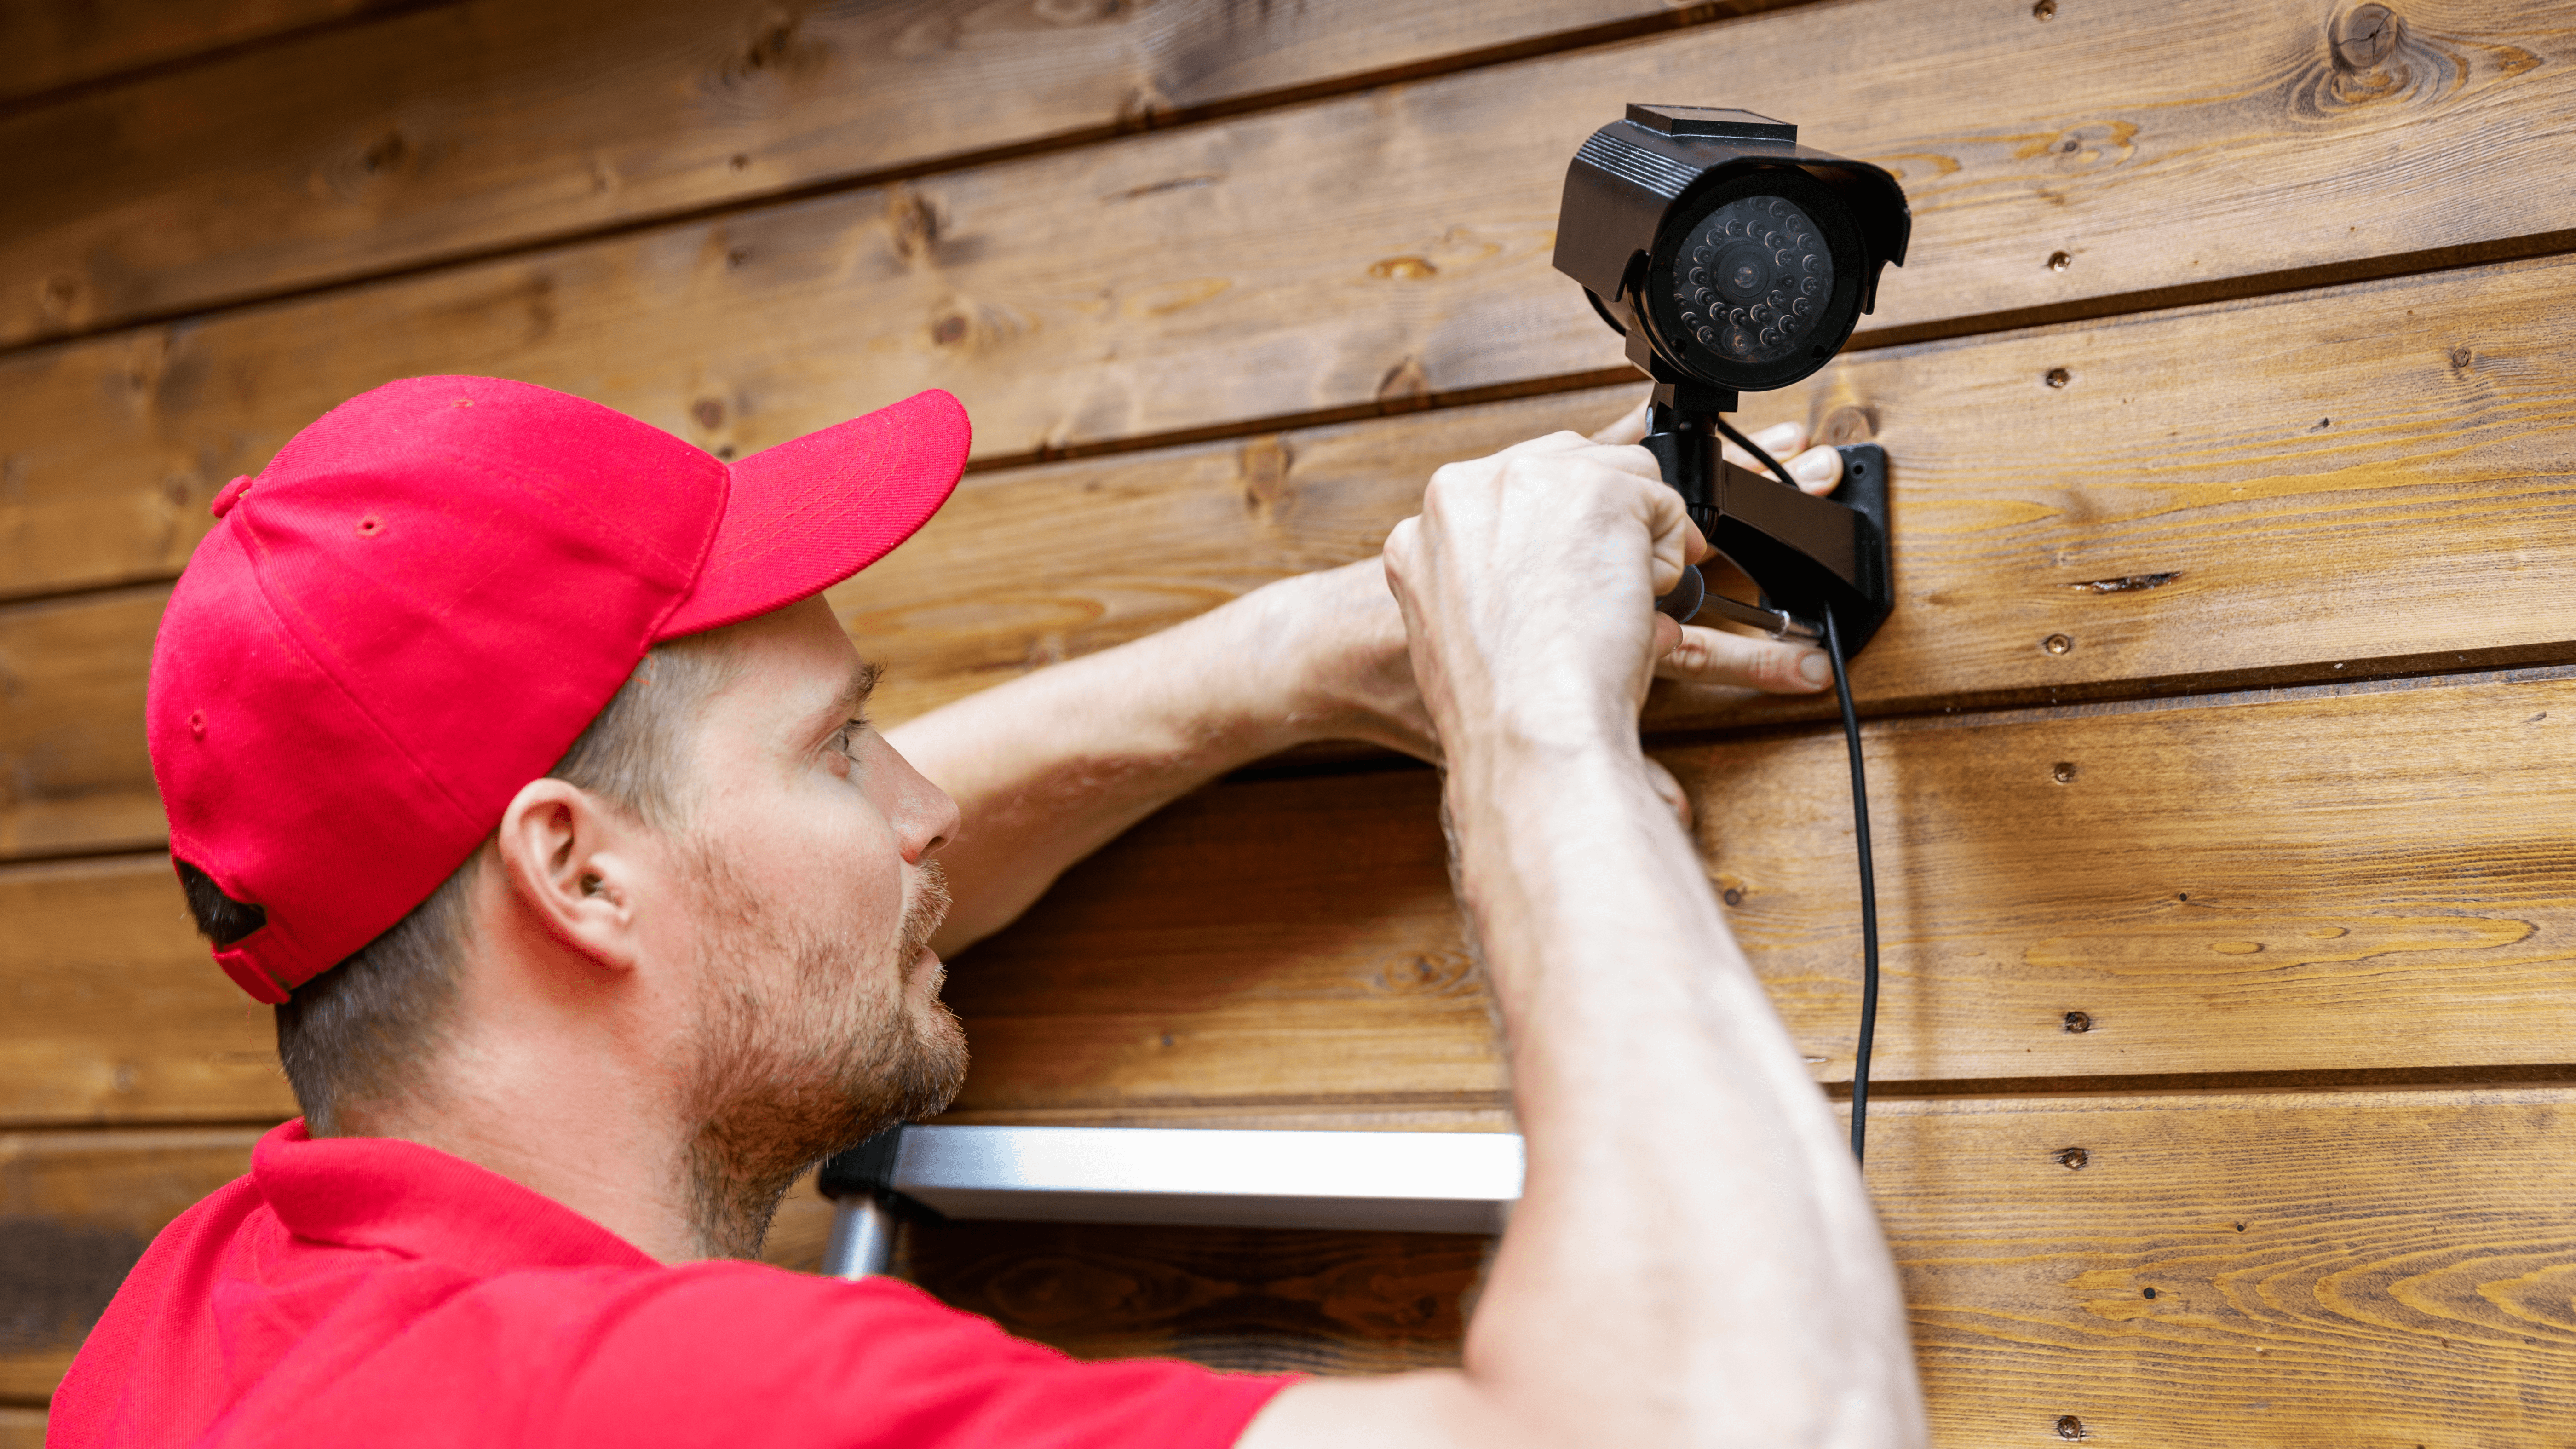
<box><xmin>656</xmin><ymin>389</ymin><xmax>970</xmax><ymax>640</ymax></box>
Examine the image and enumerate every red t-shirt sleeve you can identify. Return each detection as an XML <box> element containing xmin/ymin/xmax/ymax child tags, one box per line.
<box><xmin>267</xmin><ymin>1262</ymin><xmax>1293</xmax><ymax>1449</ymax></box>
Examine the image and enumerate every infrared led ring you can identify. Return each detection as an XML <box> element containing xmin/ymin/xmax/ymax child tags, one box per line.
<box><xmin>1676</xmin><ymin>196</ymin><xmax>1834</xmax><ymax>364</ymax></box>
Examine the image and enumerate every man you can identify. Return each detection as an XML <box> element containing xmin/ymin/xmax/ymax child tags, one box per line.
<box><xmin>55</xmin><ymin>376</ymin><xmax>1921</xmax><ymax>1446</ymax></box>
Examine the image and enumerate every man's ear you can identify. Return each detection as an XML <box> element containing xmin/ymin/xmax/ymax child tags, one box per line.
<box><xmin>495</xmin><ymin>778</ymin><xmax>646</xmax><ymax>971</ymax></box>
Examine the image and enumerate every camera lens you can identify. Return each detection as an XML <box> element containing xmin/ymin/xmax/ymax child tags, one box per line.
<box><xmin>1676</xmin><ymin>195</ymin><xmax>1834</xmax><ymax>365</ymax></box>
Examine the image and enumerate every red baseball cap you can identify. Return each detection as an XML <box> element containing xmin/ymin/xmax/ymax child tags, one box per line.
<box><xmin>145</xmin><ymin>376</ymin><xmax>970</xmax><ymax>1003</ymax></box>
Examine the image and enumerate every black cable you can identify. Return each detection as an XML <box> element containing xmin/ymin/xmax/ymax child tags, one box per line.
<box><xmin>1718</xmin><ymin>418</ymin><xmax>1882</xmax><ymax>1167</ymax></box>
<box><xmin>1821</xmin><ymin>610</ymin><xmax>1879</xmax><ymax>1167</ymax></box>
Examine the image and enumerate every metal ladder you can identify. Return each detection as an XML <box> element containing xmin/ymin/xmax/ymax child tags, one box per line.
<box><xmin>817</xmin><ymin>1126</ymin><xmax>1524</xmax><ymax>1278</ymax></box>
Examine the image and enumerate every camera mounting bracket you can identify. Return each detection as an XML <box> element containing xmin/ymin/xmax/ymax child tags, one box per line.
<box><xmin>1641</xmin><ymin>386</ymin><xmax>1893</xmax><ymax>658</ymax></box>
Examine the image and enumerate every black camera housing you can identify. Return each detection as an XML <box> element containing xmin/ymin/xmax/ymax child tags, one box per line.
<box><xmin>1555</xmin><ymin>105</ymin><xmax>1909</xmax><ymax>400</ymax></box>
<box><xmin>1552</xmin><ymin>105</ymin><xmax>1909</xmax><ymax>654</ymax></box>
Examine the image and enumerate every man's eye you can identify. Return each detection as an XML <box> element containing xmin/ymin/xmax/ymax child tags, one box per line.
<box><xmin>835</xmin><ymin>719</ymin><xmax>870</xmax><ymax>759</ymax></box>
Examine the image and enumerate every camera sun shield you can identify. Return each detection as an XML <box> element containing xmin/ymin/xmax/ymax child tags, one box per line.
<box><xmin>1552</xmin><ymin>105</ymin><xmax>1909</xmax><ymax>397</ymax></box>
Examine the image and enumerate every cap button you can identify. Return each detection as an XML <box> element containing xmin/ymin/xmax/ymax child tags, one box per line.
<box><xmin>210</xmin><ymin>476</ymin><xmax>253</xmax><ymax>518</ymax></box>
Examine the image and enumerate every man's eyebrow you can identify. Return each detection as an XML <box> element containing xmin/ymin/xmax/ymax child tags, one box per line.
<box><xmin>826</xmin><ymin>661</ymin><xmax>884</xmax><ymax>722</ymax></box>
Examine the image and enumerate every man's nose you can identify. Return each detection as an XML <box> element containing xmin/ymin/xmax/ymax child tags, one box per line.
<box><xmin>874</xmin><ymin>734</ymin><xmax>959</xmax><ymax>863</ymax></box>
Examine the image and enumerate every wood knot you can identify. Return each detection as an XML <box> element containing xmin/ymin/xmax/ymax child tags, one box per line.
<box><xmin>1819</xmin><ymin>405</ymin><xmax>1876</xmax><ymax>445</ymax></box>
<box><xmin>1377</xmin><ymin>356</ymin><xmax>1431</xmax><ymax>409</ymax></box>
<box><xmin>2055</xmin><ymin>1414</ymin><xmax>2086</xmax><ymax>1439</ymax></box>
<box><xmin>2044</xmin><ymin>367</ymin><xmax>2071</xmax><ymax>388</ymax></box>
<box><xmin>1035</xmin><ymin>0</ymin><xmax>1128</xmax><ymax>25</ymax></box>
<box><xmin>2062</xmin><ymin>1009</ymin><xmax>2092</xmax><ymax>1031</ymax></box>
<box><xmin>888</xmin><ymin>188</ymin><xmax>941</xmax><ymax>263</ymax></box>
<box><xmin>361</xmin><ymin>130</ymin><xmax>408</xmax><ymax>175</ymax></box>
<box><xmin>1368</xmin><ymin>256</ymin><xmax>1438</xmax><ymax>281</ymax></box>
<box><xmin>931</xmin><ymin>313</ymin><xmax>970</xmax><ymax>347</ymax></box>
<box><xmin>1239</xmin><ymin>434</ymin><xmax>1292</xmax><ymax>517</ymax></box>
<box><xmin>2450</xmin><ymin>344</ymin><xmax>2473</xmax><ymax>369</ymax></box>
<box><xmin>721</xmin><ymin>10</ymin><xmax>826</xmax><ymax>83</ymax></box>
<box><xmin>2331</xmin><ymin>3</ymin><xmax>2401</xmax><ymax>71</ymax></box>
<box><xmin>2056</xmin><ymin>1146</ymin><xmax>2090</xmax><ymax>1169</ymax></box>
<box><xmin>691</xmin><ymin>397</ymin><xmax>726</xmax><ymax>430</ymax></box>
<box><xmin>2052</xmin><ymin>762</ymin><xmax>2078</xmax><ymax>784</ymax></box>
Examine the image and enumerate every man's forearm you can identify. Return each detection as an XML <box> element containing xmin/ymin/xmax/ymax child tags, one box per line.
<box><xmin>886</xmin><ymin>562</ymin><xmax>1424</xmax><ymax>955</ymax></box>
<box><xmin>887</xmin><ymin>605</ymin><xmax>1294</xmax><ymax>953</ymax></box>
<box><xmin>1447</xmin><ymin>736</ymin><xmax>1922</xmax><ymax>1447</ymax></box>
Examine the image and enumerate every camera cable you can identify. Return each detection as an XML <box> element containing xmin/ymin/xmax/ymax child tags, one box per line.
<box><xmin>1711</xmin><ymin>418</ymin><xmax>1882</xmax><ymax>1168</ymax></box>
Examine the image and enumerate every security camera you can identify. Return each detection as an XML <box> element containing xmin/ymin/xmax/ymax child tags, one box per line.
<box><xmin>1553</xmin><ymin>105</ymin><xmax>1909</xmax><ymax>654</ymax></box>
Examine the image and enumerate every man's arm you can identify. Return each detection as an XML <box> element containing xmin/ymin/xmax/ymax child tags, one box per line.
<box><xmin>886</xmin><ymin>411</ymin><xmax>1847</xmax><ymax>955</ymax></box>
<box><xmin>1234</xmin><ymin>432</ymin><xmax>1925</xmax><ymax>1449</ymax></box>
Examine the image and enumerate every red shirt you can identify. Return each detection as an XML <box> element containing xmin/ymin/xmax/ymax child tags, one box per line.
<box><xmin>51</xmin><ymin>1122</ymin><xmax>1289</xmax><ymax>1447</ymax></box>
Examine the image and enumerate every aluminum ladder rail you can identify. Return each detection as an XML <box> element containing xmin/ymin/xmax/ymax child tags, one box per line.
<box><xmin>818</xmin><ymin>1125</ymin><xmax>1524</xmax><ymax>1279</ymax></box>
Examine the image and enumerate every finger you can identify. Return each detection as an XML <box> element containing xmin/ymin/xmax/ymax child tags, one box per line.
<box><xmin>1487</xmin><ymin>429</ymin><xmax>1598</xmax><ymax>460</ymax></box>
<box><xmin>1650</xmin><ymin>610</ymin><xmax>1683</xmax><ymax>660</ymax></box>
<box><xmin>1786</xmin><ymin>444</ymin><xmax>1842</xmax><ymax>495</ymax></box>
<box><xmin>1584</xmin><ymin>440</ymin><xmax>1664</xmax><ymax>483</ymax></box>
<box><xmin>1640</xmin><ymin>755</ymin><xmax>1695</xmax><ymax>832</ymax></box>
<box><xmin>1655</xmin><ymin>625</ymin><xmax>1834</xmax><ymax>694</ymax></box>
<box><xmin>1636</xmin><ymin>475</ymin><xmax>1710</xmax><ymax>592</ymax></box>
<box><xmin>1719</xmin><ymin>420</ymin><xmax>1810</xmax><ymax>473</ymax></box>
<box><xmin>1380</xmin><ymin>517</ymin><xmax>1422</xmax><ymax>597</ymax></box>
<box><xmin>1588</xmin><ymin>395</ymin><xmax>1653</xmax><ymax>446</ymax></box>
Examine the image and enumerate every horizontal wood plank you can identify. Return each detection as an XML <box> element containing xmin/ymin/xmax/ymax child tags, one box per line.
<box><xmin>7</xmin><ymin>0</ymin><xmax>2572</xmax><ymax>596</ymax></box>
<box><xmin>898</xmin><ymin>1090</ymin><xmax>2576</xmax><ymax>1444</ymax></box>
<box><xmin>0</xmin><ymin>588</ymin><xmax>169</xmax><ymax>859</ymax></box>
<box><xmin>8</xmin><ymin>670</ymin><xmax>2572</xmax><ymax>1124</ymax></box>
<box><xmin>9</xmin><ymin>248</ymin><xmax>2574</xmax><ymax>824</ymax></box>
<box><xmin>0</xmin><ymin>0</ymin><xmax>391</xmax><ymax>106</ymax></box>
<box><xmin>0</xmin><ymin>1408</ymin><xmax>42</xmax><ymax>1445</ymax></box>
<box><xmin>0</xmin><ymin>857</ymin><xmax>291</xmax><ymax>1124</ymax></box>
<box><xmin>946</xmin><ymin>666</ymin><xmax>2576</xmax><ymax>1110</ymax></box>
<box><xmin>0</xmin><ymin>0</ymin><xmax>1709</xmax><ymax>344</ymax></box>
<box><xmin>900</xmin><ymin>1218</ymin><xmax>1485</xmax><ymax>1374</ymax></box>
<box><xmin>833</xmin><ymin>250</ymin><xmax>2576</xmax><ymax>728</ymax></box>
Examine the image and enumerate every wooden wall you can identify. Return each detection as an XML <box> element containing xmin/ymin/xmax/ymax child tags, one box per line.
<box><xmin>5</xmin><ymin>0</ymin><xmax>2574</xmax><ymax>1440</ymax></box>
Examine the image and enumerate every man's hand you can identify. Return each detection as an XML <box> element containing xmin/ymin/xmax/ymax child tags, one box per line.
<box><xmin>1591</xmin><ymin>399</ymin><xmax>1850</xmax><ymax>695</ymax></box>
<box><xmin>1380</xmin><ymin>430</ymin><xmax>1698</xmax><ymax>756</ymax></box>
<box><xmin>1261</xmin><ymin>400</ymin><xmax>1846</xmax><ymax>772</ymax></box>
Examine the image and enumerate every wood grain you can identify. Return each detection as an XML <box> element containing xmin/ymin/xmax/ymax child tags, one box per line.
<box><xmin>0</xmin><ymin>1407</ymin><xmax>43</xmax><ymax>1445</ymax></box>
<box><xmin>900</xmin><ymin>1218</ymin><xmax>1487</xmax><ymax>1374</ymax></box>
<box><xmin>831</xmin><ymin>249</ymin><xmax>2576</xmax><ymax>727</ymax></box>
<box><xmin>7</xmin><ymin>0</ymin><xmax>2572</xmax><ymax>596</ymax></box>
<box><xmin>8</xmin><ymin>245</ymin><xmax>2572</xmax><ymax>788</ymax></box>
<box><xmin>0</xmin><ymin>587</ymin><xmax>168</xmax><ymax>859</ymax></box>
<box><xmin>893</xmin><ymin>1089</ymin><xmax>2576</xmax><ymax>1446</ymax></box>
<box><xmin>0</xmin><ymin>0</ymin><xmax>1708</xmax><ymax>344</ymax></box>
<box><xmin>948</xmin><ymin>666</ymin><xmax>2576</xmax><ymax>1109</ymax></box>
<box><xmin>0</xmin><ymin>856</ymin><xmax>289</xmax><ymax>1125</ymax></box>
<box><xmin>7</xmin><ymin>669</ymin><xmax>2570</xmax><ymax>1123</ymax></box>
<box><xmin>0</xmin><ymin>0</ymin><xmax>394</xmax><ymax>105</ymax></box>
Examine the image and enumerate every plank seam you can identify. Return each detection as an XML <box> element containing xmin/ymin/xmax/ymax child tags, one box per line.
<box><xmin>4</xmin><ymin>660</ymin><xmax>2570</xmax><ymax>875</ymax></box>
<box><xmin>0</xmin><ymin>0</ymin><xmax>1819</xmax><ymax>358</ymax></box>
<box><xmin>0</xmin><ymin>0</ymin><xmax>473</xmax><ymax>120</ymax></box>
<box><xmin>949</xmin><ymin>227</ymin><xmax>2576</xmax><ymax>475</ymax></box>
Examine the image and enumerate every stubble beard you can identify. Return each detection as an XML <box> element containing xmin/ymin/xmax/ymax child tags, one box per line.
<box><xmin>678</xmin><ymin>853</ymin><xmax>969</xmax><ymax>1260</ymax></box>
